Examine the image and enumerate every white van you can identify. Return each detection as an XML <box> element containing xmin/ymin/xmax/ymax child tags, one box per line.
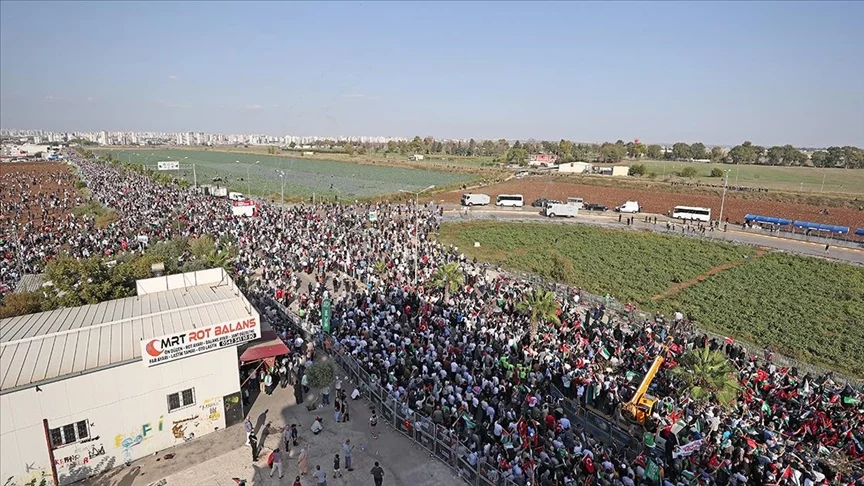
<box><xmin>460</xmin><ymin>193</ymin><xmax>491</xmax><ymax>206</ymax></box>
<box><xmin>567</xmin><ymin>197</ymin><xmax>584</xmax><ymax>209</ymax></box>
<box><xmin>615</xmin><ymin>200</ymin><xmax>641</xmax><ymax>213</ymax></box>
<box><xmin>228</xmin><ymin>192</ymin><xmax>245</xmax><ymax>201</ymax></box>
<box><xmin>496</xmin><ymin>194</ymin><xmax>524</xmax><ymax>207</ymax></box>
<box><xmin>545</xmin><ymin>203</ymin><xmax>578</xmax><ymax>218</ymax></box>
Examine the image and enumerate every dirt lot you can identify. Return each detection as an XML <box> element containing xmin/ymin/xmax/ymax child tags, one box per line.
<box><xmin>0</xmin><ymin>162</ymin><xmax>79</xmax><ymax>227</ymax></box>
<box><xmin>437</xmin><ymin>177</ymin><xmax>864</xmax><ymax>229</ymax></box>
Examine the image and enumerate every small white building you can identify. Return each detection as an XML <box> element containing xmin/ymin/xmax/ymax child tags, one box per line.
<box><xmin>557</xmin><ymin>162</ymin><xmax>591</xmax><ymax>174</ymax></box>
<box><xmin>0</xmin><ymin>269</ymin><xmax>260</xmax><ymax>486</ymax></box>
<box><xmin>409</xmin><ymin>154</ymin><xmax>424</xmax><ymax>161</ymax></box>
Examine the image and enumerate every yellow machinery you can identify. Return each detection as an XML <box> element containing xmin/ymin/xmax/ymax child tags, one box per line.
<box><xmin>622</xmin><ymin>352</ymin><xmax>665</xmax><ymax>424</ymax></box>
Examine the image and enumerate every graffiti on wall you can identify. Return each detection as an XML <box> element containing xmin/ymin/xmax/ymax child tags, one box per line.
<box><xmin>167</xmin><ymin>396</ymin><xmax>225</xmax><ymax>444</ymax></box>
<box><xmin>114</xmin><ymin>416</ymin><xmax>163</xmax><ymax>465</ymax></box>
<box><xmin>53</xmin><ymin>442</ymin><xmax>106</xmax><ymax>470</ymax></box>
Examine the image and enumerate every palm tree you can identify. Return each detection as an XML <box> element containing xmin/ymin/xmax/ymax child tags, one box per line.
<box><xmin>430</xmin><ymin>262</ymin><xmax>464</xmax><ymax>296</ymax></box>
<box><xmin>372</xmin><ymin>260</ymin><xmax>388</xmax><ymax>281</ymax></box>
<box><xmin>671</xmin><ymin>346</ymin><xmax>740</xmax><ymax>407</ymax></box>
<box><xmin>516</xmin><ymin>288</ymin><xmax>560</xmax><ymax>346</ymax></box>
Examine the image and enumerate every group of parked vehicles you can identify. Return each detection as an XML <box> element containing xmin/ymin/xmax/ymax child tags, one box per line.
<box><xmin>459</xmin><ymin>193</ymin><xmax>713</xmax><ymax>224</ymax></box>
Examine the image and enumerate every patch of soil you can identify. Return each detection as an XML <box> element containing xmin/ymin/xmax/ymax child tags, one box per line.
<box><xmin>438</xmin><ymin>177</ymin><xmax>864</xmax><ymax>229</ymax></box>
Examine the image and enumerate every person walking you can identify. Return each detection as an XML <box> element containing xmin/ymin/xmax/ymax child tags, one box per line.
<box><xmin>370</xmin><ymin>461</ymin><xmax>385</xmax><ymax>486</ymax></box>
<box><xmin>244</xmin><ymin>416</ymin><xmax>254</xmax><ymax>445</ymax></box>
<box><xmin>313</xmin><ymin>465</ymin><xmax>327</xmax><ymax>486</ymax></box>
<box><xmin>270</xmin><ymin>447</ymin><xmax>283</xmax><ymax>479</ymax></box>
<box><xmin>264</xmin><ymin>371</ymin><xmax>274</xmax><ymax>395</ymax></box>
<box><xmin>249</xmin><ymin>431</ymin><xmax>259</xmax><ymax>462</ymax></box>
<box><xmin>332</xmin><ymin>453</ymin><xmax>342</xmax><ymax>478</ymax></box>
<box><xmin>369</xmin><ymin>411</ymin><xmax>380</xmax><ymax>439</ymax></box>
<box><xmin>333</xmin><ymin>398</ymin><xmax>342</xmax><ymax>423</ymax></box>
<box><xmin>342</xmin><ymin>439</ymin><xmax>354</xmax><ymax>471</ymax></box>
<box><xmin>298</xmin><ymin>448</ymin><xmax>310</xmax><ymax>476</ymax></box>
<box><xmin>321</xmin><ymin>383</ymin><xmax>330</xmax><ymax>405</ymax></box>
<box><xmin>283</xmin><ymin>424</ymin><xmax>293</xmax><ymax>452</ymax></box>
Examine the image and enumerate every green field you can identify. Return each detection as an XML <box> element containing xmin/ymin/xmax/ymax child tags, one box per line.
<box><xmin>438</xmin><ymin>221</ymin><xmax>864</xmax><ymax>377</ymax></box>
<box><xmin>96</xmin><ymin>149</ymin><xmax>477</xmax><ymax>200</ymax></box>
<box><xmin>654</xmin><ymin>252</ymin><xmax>864</xmax><ymax>376</ymax></box>
<box><xmin>594</xmin><ymin>159</ymin><xmax>864</xmax><ymax>195</ymax></box>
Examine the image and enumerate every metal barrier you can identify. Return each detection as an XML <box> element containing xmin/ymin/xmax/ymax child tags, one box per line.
<box><xmin>321</xmin><ymin>337</ymin><xmax>521</xmax><ymax>486</ymax></box>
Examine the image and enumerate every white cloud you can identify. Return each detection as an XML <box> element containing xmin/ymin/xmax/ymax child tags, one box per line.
<box><xmin>86</xmin><ymin>97</ymin><xmax>96</xmax><ymax>103</ymax></box>
<box><xmin>168</xmin><ymin>75</ymin><xmax>179</xmax><ymax>80</ymax></box>
<box><xmin>43</xmin><ymin>95</ymin><xmax>55</xmax><ymax>101</ymax></box>
<box><xmin>245</xmin><ymin>104</ymin><xmax>263</xmax><ymax>110</ymax></box>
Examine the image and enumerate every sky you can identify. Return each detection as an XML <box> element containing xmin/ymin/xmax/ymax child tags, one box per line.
<box><xmin>1</xmin><ymin>1</ymin><xmax>862</xmax><ymax>147</ymax></box>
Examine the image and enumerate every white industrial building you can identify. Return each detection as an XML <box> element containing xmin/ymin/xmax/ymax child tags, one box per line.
<box><xmin>557</xmin><ymin>162</ymin><xmax>592</xmax><ymax>173</ymax></box>
<box><xmin>0</xmin><ymin>269</ymin><xmax>259</xmax><ymax>486</ymax></box>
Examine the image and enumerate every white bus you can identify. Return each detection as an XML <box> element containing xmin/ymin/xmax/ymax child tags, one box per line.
<box><xmin>672</xmin><ymin>205</ymin><xmax>711</xmax><ymax>223</ymax></box>
<box><xmin>496</xmin><ymin>194</ymin><xmax>524</xmax><ymax>207</ymax></box>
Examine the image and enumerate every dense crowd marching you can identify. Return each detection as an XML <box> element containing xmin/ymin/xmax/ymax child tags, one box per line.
<box><xmin>1</xmin><ymin>155</ymin><xmax>862</xmax><ymax>486</ymax></box>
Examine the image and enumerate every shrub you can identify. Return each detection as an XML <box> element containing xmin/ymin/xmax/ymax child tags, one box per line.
<box><xmin>629</xmin><ymin>164</ymin><xmax>647</xmax><ymax>176</ymax></box>
<box><xmin>306</xmin><ymin>361</ymin><xmax>335</xmax><ymax>389</ymax></box>
<box><xmin>710</xmin><ymin>168</ymin><xmax>724</xmax><ymax>177</ymax></box>
<box><xmin>679</xmin><ymin>167</ymin><xmax>699</xmax><ymax>178</ymax></box>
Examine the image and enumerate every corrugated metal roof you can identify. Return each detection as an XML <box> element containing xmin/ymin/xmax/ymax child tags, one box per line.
<box><xmin>0</xmin><ymin>285</ymin><xmax>255</xmax><ymax>392</ymax></box>
<box><xmin>15</xmin><ymin>273</ymin><xmax>45</xmax><ymax>293</ymax></box>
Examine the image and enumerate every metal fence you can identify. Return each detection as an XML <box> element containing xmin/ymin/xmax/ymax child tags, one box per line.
<box><xmin>327</xmin><ymin>338</ymin><xmax>522</xmax><ymax>486</ymax></box>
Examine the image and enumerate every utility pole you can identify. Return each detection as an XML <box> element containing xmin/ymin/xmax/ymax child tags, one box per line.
<box><xmin>718</xmin><ymin>169</ymin><xmax>730</xmax><ymax>226</ymax></box>
<box><xmin>821</xmin><ymin>170</ymin><xmax>826</xmax><ymax>193</ymax></box>
<box><xmin>399</xmin><ymin>185</ymin><xmax>435</xmax><ymax>286</ymax></box>
<box><xmin>193</xmin><ymin>164</ymin><xmax>197</xmax><ymax>189</ymax></box>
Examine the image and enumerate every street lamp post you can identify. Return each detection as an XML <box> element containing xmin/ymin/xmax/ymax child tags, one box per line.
<box><xmin>275</xmin><ymin>170</ymin><xmax>285</xmax><ymax>205</ymax></box>
<box><xmin>399</xmin><ymin>185</ymin><xmax>435</xmax><ymax>286</ymax></box>
<box><xmin>718</xmin><ymin>169</ymin><xmax>731</xmax><ymax>226</ymax></box>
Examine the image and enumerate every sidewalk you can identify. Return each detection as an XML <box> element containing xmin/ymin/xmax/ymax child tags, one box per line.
<box><xmin>83</xmin><ymin>356</ymin><xmax>459</xmax><ymax>486</ymax></box>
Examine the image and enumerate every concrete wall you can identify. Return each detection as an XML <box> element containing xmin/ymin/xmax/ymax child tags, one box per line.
<box><xmin>0</xmin><ymin>346</ymin><xmax>240</xmax><ymax>486</ymax></box>
<box><xmin>611</xmin><ymin>166</ymin><xmax>630</xmax><ymax>177</ymax></box>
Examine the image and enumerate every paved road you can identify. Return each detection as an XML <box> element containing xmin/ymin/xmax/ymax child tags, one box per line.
<box><xmin>82</xmin><ymin>358</ymin><xmax>458</xmax><ymax>486</ymax></box>
<box><xmin>442</xmin><ymin>206</ymin><xmax>864</xmax><ymax>265</ymax></box>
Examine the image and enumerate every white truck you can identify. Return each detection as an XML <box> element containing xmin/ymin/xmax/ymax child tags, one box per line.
<box><xmin>615</xmin><ymin>200</ymin><xmax>641</xmax><ymax>213</ymax></box>
<box><xmin>545</xmin><ymin>202</ymin><xmax>579</xmax><ymax>218</ymax></box>
<box><xmin>566</xmin><ymin>197</ymin><xmax>584</xmax><ymax>209</ymax></box>
<box><xmin>460</xmin><ymin>193</ymin><xmax>491</xmax><ymax>206</ymax></box>
<box><xmin>228</xmin><ymin>192</ymin><xmax>245</xmax><ymax>202</ymax></box>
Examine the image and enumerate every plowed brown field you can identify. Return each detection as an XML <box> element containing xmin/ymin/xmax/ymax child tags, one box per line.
<box><xmin>438</xmin><ymin>178</ymin><xmax>864</xmax><ymax>229</ymax></box>
<box><xmin>0</xmin><ymin>162</ymin><xmax>78</xmax><ymax>227</ymax></box>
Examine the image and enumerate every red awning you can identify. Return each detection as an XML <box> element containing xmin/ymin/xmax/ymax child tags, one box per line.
<box><xmin>239</xmin><ymin>338</ymin><xmax>290</xmax><ymax>363</ymax></box>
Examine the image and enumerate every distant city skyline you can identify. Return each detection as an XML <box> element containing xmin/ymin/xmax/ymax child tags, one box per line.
<box><xmin>1</xmin><ymin>2</ymin><xmax>862</xmax><ymax>147</ymax></box>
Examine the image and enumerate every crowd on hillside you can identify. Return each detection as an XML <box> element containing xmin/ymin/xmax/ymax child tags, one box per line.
<box><xmin>1</xmin><ymin>153</ymin><xmax>862</xmax><ymax>486</ymax></box>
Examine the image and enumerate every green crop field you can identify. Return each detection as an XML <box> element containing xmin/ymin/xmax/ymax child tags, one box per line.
<box><xmin>653</xmin><ymin>252</ymin><xmax>864</xmax><ymax>377</ymax></box>
<box><xmin>95</xmin><ymin>149</ymin><xmax>476</xmax><ymax>200</ymax></box>
<box><xmin>438</xmin><ymin>221</ymin><xmax>756</xmax><ymax>304</ymax></box>
<box><xmin>438</xmin><ymin>221</ymin><xmax>864</xmax><ymax>377</ymax></box>
<box><xmin>593</xmin><ymin>160</ymin><xmax>864</xmax><ymax>195</ymax></box>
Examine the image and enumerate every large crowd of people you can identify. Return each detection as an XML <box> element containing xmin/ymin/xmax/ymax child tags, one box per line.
<box><xmin>1</xmin><ymin>154</ymin><xmax>862</xmax><ymax>486</ymax></box>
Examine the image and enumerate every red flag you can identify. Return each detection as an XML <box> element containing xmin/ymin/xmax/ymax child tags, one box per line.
<box><xmin>781</xmin><ymin>465</ymin><xmax>793</xmax><ymax>479</ymax></box>
<box><xmin>724</xmin><ymin>336</ymin><xmax>735</xmax><ymax>344</ymax></box>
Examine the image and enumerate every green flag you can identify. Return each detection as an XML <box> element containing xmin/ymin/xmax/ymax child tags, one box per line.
<box><xmin>599</xmin><ymin>347</ymin><xmax>611</xmax><ymax>360</ymax></box>
<box><xmin>645</xmin><ymin>459</ymin><xmax>660</xmax><ymax>483</ymax></box>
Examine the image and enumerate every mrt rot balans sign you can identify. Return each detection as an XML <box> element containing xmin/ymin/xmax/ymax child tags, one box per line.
<box><xmin>140</xmin><ymin>317</ymin><xmax>260</xmax><ymax>367</ymax></box>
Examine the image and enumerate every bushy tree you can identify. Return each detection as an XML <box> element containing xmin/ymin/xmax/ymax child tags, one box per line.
<box><xmin>517</xmin><ymin>289</ymin><xmax>560</xmax><ymax>347</ymax></box>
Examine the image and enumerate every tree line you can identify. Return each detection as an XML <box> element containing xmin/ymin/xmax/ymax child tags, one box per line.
<box><xmin>292</xmin><ymin>137</ymin><xmax>864</xmax><ymax>169</ymax></box>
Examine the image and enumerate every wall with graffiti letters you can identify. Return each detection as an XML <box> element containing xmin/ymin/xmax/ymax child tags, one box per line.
<box><xmin>0</xmin><ymin>345</ymin><xmax>239</xmax><ymax>485</ymax></box>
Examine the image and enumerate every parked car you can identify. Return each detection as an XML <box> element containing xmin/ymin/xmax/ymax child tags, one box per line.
<box><xmin>584</xmin><ymin>203</ymin><xmax>608</xmax><ymax>211</ymax></box>
<box><xmin>615</xmin><ymin>201</ymin><xmax>641</xmax><ymax>213</ymax></box>
<box><xmin>532</xmin><ymin>198</ymin><xmax>550</xmax><ymax>207</ymax></box>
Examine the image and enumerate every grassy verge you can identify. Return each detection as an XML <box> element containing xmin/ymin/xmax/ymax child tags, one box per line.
<box><xmin>438</xmin><ymin>221</ymin><xmax>864</xmax><ymax>377</ymax></box>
